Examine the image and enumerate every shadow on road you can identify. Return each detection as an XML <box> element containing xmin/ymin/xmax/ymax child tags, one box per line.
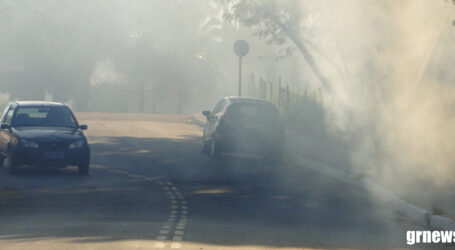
<box><xmin>0</xmin><ymin>134</ymin><xmax>405</xmax><ymax>249</ymax></box>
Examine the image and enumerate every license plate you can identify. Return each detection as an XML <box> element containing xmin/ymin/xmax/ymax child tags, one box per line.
<box><xmin>44</xmin><ymin>151</ymin><xmax>65</xmax><ymax>159</ymax></box>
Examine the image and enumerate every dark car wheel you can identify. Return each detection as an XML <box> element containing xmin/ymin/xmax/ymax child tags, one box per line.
<box><xmin>78</xmin><ymin>161</ymin><xmax>90</xmax><ymax>176</ymax></box>
<box><xmin>6</xmin><ymin>151</ymin><xmax>19</xmax><ymax>174</ymax></box>
<box><xmin>210</xmin><ymin>139</ymin><xmax>222</xmax><ymax>158</ymax></box>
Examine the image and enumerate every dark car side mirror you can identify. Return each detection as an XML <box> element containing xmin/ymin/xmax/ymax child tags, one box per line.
<box><xmin>202</xmin><ymin>111</ymin><xmax>211</xmax><ymax>120</ymax></box>
<box><xmin>79</xmin><ymin>124</ymin><xmax>88</xmax><ymax>130</ymax></box>
<box><xmin>0</xmin><ymin>123</ymin><xmax>10</xmax><ymax>129</ymax></box>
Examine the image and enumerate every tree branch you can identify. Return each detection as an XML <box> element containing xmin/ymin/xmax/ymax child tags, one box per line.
<box><xmin>270</xmin><ymin>14</ymin><xmax>332</xmax><ymax>93</ymax></box>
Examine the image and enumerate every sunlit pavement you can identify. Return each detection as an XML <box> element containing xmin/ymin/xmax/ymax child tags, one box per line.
<box><xmin>0</xmin><ymin>114</ymin><xmax>432</xmax><ymax>249</ymax></box>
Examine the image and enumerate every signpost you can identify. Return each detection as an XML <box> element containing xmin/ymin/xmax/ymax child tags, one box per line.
<box><xmin>233</xmin><ymin>40</ymin><xmax>249</xmax><ymax>96</ymax></box>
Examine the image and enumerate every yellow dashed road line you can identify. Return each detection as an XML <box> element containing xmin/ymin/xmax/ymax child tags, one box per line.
<box><xmin>107</xmin><ymin>169</ymin><xmax>189</xmax><ymax>249</ymax></box>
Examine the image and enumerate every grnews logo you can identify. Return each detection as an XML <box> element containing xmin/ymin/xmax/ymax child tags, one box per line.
<box><xmin>407</xmin><ymin>230</ymin><xmax>455</xmax><ymax>245</ymax></box>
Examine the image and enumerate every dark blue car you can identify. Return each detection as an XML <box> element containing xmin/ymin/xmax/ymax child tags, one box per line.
<box><xmin>202</xmin><ymin>97</ymin><xmax>284</xmax><ymax>162</ymax></box>
<box><xmin>0</xmin><ymin>101</ymin><xmax>90</xmax><ymax>175</ymax></box>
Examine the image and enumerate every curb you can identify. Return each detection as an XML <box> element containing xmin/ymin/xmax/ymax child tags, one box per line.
<box><xmin>294</xmin><ymin>155</ymin><xmax>455</xmax><ymax>230</ymax></box>
<box><xmin>190</xmin><ymin>114</ymin><xmax>455</xmax><ymax>230</ymax></box>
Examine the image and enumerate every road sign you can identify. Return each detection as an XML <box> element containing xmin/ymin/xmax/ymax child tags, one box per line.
<box><xmin>233</xmin><ymin>40</ymin><xmax>249</xmax><ymax>57</ymax></box>
<box><xmin>234</xmin><ymin>40</ymin><xmax>249</xmax><ymax>96</ymax></box>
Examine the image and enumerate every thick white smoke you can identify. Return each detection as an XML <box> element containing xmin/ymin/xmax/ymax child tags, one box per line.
<box><xmin>301</xmin><ymin>0</ymin><xmax>455</xmax><ymax>212</ymax></box>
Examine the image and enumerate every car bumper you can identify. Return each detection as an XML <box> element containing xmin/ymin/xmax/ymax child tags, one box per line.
<box><xmin>12</xmin><ymin>146</ymin><xmax>90</xmax><ymax>168</ymax></box>
<box><xmin>215</xmin><ymin>134</ymin><xmax>283</xmax><ymax>154</ymax></box>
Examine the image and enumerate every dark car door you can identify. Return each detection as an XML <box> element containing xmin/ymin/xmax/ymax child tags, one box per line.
<box><xmin>204</xmin><ymin>99</ymin><xmax>226</xmax><ymax>143</ymax></box>
<box><xmin>0</xmin><ymin>105</ymin><xmax>15</xmax><ymax>155</ymax></box>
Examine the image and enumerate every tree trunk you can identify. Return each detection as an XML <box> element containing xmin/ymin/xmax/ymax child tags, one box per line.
<box><xmin>271</xmin><ymin>15</ymin><xmax>332</xmax><ymax>93</ymax></box>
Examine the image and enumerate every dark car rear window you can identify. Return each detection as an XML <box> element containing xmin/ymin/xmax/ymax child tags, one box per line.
<box><xmin>13</xmin><ymin>107</ymin><xmax>76</xmax><ymax>128</ymax></box>
<box><xmin>226</xmin><ymin>103</ymin><xmax>281</xmax><ymax>127</ymax></box>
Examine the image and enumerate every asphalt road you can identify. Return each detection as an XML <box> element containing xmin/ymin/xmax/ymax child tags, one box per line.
<box><xmin>0</xmin><ymin>113</ymin><xmax>423</xmax><ymax>249</ymax></box>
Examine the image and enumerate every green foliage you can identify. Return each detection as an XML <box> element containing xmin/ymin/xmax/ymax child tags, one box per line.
<box><xmin>222</xmin><ymin>0</ymin><xmax>333</xmax><ymax>93</ymax></box>
<box><xmin>222</xmin><ymin>0</ymin><xmax>301</xmax><ymax>58</ymax></box>
<box><xmin>1</xmin><ymin>0</ymin><xmax>221</xmax><ymax>113</ymax></box>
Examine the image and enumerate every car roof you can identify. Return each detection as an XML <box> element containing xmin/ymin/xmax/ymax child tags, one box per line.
<box><xmin>224</xmin><ymin>96</ymin><xmax>275</xmax><ymax>105</ymax></box>
<box><xmin>12</xmin><ymin>101</ymin><xmax>67</xmax><ymax>108</ymax></box>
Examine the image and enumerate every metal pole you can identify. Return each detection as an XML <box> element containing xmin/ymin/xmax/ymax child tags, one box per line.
<box><xmin>278</xmin><ymin>76</ymin><xmax>281</xmax><ymax>107</ymax></box>
<box><xmin>252</xmin><ymin>73</ymin><xmax>255</xmax><ymax>97</ymax></box>
<box><xmin>270</xmin><ymin>81</ymin><xmax>273</xmax><ymax>101</ymax></box>
<box><xmin>238</xmin><ymin>56</ymin><xmax>242</xmax><ymax>96</ymax></box>
<box><xmin>286</xmin><ymin>85</ymin><xmax>290</xmax><ymax>109</ymax></box>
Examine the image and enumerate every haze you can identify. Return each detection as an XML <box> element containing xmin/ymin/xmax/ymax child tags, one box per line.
<box><xmin>1</xmin><ymin>0</ymin><xmax>454</xmax><ymax>249</ymax></box>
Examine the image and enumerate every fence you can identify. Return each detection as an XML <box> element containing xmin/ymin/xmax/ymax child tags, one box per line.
<box><xmin>246</xmin><ymin>73</ymin><xmax>325</xmax><ymax>134</ymax></box>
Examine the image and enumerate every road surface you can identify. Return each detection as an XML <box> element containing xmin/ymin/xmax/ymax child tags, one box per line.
<box><xmin>0</xmin><ymin>113</ymin><xmax>421</xmax><ymax>249</ymax></box>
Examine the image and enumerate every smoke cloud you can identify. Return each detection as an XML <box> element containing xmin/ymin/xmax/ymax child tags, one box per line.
<box><xmin>301</xmin><ymin>0</ymin><xmax>455</xmax><ymax>212</ymax></box>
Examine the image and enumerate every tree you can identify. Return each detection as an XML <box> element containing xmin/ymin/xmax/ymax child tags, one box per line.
<box><xmin>222</xmin><ymin>0</ymin><xmax>332</xmax><ymax>92</ymax></box>
<box><xmin>0</xmin><ymin>0</ymin><xmax>112</xmax><ymax>110</ymax></box>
